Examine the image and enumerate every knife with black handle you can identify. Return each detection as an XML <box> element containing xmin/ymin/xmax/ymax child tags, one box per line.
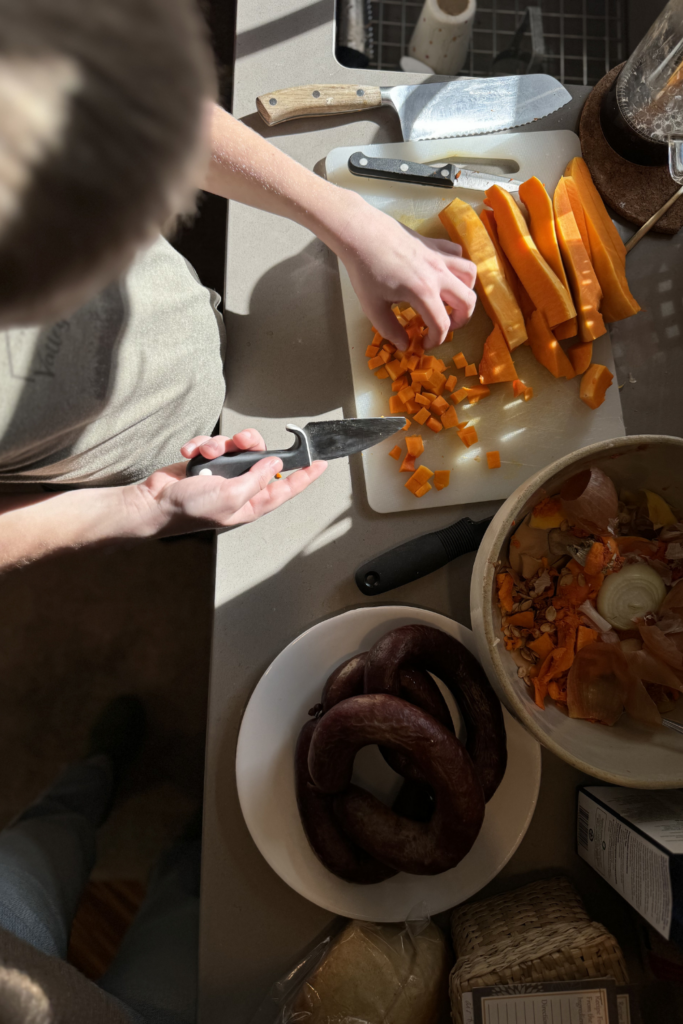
<box><xmin>186</xmin><ymin>418</ymin><xmax>406</xmax><ymax>479</ymax></box>
<box><xmin>355</xmin><ymin>515</ymin><xmax>492</xmax><ymax>595</ymax></box>
<box><xmin>347</xmin><ymin>152</ymin><xmax>523</xmax><ymax>192</ymax></box>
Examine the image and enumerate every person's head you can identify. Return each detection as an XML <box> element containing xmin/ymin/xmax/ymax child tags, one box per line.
<box><xmin>0</xmin><ymin>0</ymin><xmax>215</xmax><ymax>327</ymax></box>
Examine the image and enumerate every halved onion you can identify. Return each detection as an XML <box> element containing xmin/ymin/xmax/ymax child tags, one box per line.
<box><xmin>560</xmin><ymin>467</ymin><xmax>618</xmax><ymax>534</ymax></box>
<box><xmin>567</xmin><ymin>643</ymin><xmax>630</xmax><ymax>725</ymax></box>
<box><xmin>596</xmin><ymin>563</ymin><xmax>666</xmax><ymax>630</ymax></box>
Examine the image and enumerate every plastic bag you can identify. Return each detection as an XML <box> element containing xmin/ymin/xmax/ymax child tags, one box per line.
<box><xmin>251</xmin><ymin>912</ymin><xmax>451</xmax><ymax>1024</ymax></box>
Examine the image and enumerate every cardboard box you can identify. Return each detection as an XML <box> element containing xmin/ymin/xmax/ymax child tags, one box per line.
<box><xmin>577</xmin><ymin>785</ymin><xmax>683</xmax><ymax>944</ymax></box>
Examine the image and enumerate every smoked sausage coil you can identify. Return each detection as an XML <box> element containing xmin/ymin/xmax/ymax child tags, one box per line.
<box><xmin>294</xmin><ymin>719</ymin><xmax>397</xmax><ymax>884</ymax></box>
<box><xmin>308</xmin><ymin>694</ymin><xmax>485</xmax><ymax>875</ymax></box>
<box><xmin>364</xmin><ymin>625</ymin><xmax>507</xmax><ymax>801</ymax></box>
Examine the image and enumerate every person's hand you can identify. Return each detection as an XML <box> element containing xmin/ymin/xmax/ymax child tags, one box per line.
<box><xmin>335</xmin><ymin>199</ymin><xmax>477</xmax><ymax>351</ymax></box>
<box><xmin>127</xmin><ymin>429</ymin><xmax>326</xmax><ymax>537</ymax></box>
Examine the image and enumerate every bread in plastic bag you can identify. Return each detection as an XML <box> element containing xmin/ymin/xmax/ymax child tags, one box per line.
<box><xmin>254</xmin><ymin>915</ymin><xmax>450</xmax><ymax>1024</ymax></box>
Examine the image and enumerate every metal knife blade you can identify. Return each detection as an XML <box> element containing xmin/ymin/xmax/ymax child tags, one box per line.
<box><xmin>355</xmin><ymin>515</ymin><xmax>493</xmax><ymax>595</ymax></box>
<box><xmin>347</xmin><ymin>152</ymin><xmax>522</xmax><ymax>192</ymax></box>
<box><xmin>257</xmin><ymin>76</ymin><xmax>571</xmax><ymax>141</ymax></box>
<box><xmin>186</xmin><ymin>417</ymin><xmax>406</xmax><ymax>479</ymax></box>
<box><xmin>304</xmin><ymin>418</ymin><xmax>406</xmax><ymax>459</ymax></box>
<box><xmin>385</xmin><ymin>75</ymin><xmax>571</xmax><ymax>141</ymax></box>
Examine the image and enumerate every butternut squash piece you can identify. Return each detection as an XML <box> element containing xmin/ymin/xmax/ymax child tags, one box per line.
<box><xmin>561</xmin><ymin>177</ymin><xmax>590</xmax><ymax>258</ymax></box>
<box><xmin>441</xmin><ymin>406</ymin><xmax>460</xmax><ymax>429</ymax></box>
<box><xmin>563</xmin><ymin>158</ymin><xmax>640</xmax><ymax>323</ymax></box>
<box><xmin>430</xmin><ymin>395</ymin><xmax>450</xmax><ymax>417</ymax></box>
<box><xmin>580</xmin><ymin>363</ymin><xmax>614</xmax><ymax>410</ymax></box>
<box><xmin>485</xmin><ymin>185</ymin><xmax>576</xmax><ymax>328</ymax></box>
<box><xmin>445</xmin><ymin>375</ymin><xmax>458</xmax><ymax>392</ymax></box>
<box><xmin>375</xmin><ymin>368</ymin><xmax>389</xmax><ymax>379</ymax></box>
<box><xmin>414</xmin><ymin>482</ymin><xmax>432</xmax><ymax>497</ymax></box>
<box><xmin>405</xmin><ymin>435</ymin><xmax>424</xmax><ymax>457</ymax></box>
<box><xmin>479</xmin><ymin>324</ymin><xmax>518</xmax><ymax>384</ymax></box>
<box><xmin>454</xmin><ymin>352</ymin><xmax>467</xmax><ymax>369</ymax></box>
<box><xmin>518</xmin><ymin>177</ymin><xmax>578</xmax><ymax>341</ymax></box>
<box><xmin>389</xmin><ymin>396</ymin><xmax>407</xmax><ymax>414</ymax></box>
<box><xmin>426</xmin><ymin>416</ymin><xmax>443</xmax><ymax>433</ymax></box>
<box><xmin>458</xmin><ymin>425</ymin><xmax>478</xmax><ymax>448</ymax></box>
<box><xmin>400</xmin><ymin>453</ymin><xmax>416</xmax><ymax>472</ymax></box>
<box><xmin>486</xmin><ymin>450</ymin><xmax>501</xmax><ymax>469</ymax></box>
<box><xmin>413</xmin><ymin>406</ymin><xmax>430</xmax><ymax>425</ymax></box>
<box><xmin>567</xmin><ymin>340</ymin><xmax>593</xmax><ymax>375</ymax></box>
<box><xmin>553</xmin><ymin>178</ymin><xmax>606</xmax><ymax>344</ymax></box>
<box><xmin>480</xmin><ymin>208</ymin><xmax>535</xmax><ymax>320</ymax></box>
<box><xmin>526</xmin><ymin>309</ymin><xmax>576</xmax><ymax>379</ymax></box>
<box><xmin>512</xmin><ymin>379</ymin><xmax>532</xmax><ymax>401</ymax></box>
<box><xmin>406</xmin><ymin>465</ymin><xmax>433</xmax><ymax>494</ymax></box>
<box><xmin>465</xmin><ymin>363</ymin><xmax>478</xmax><ymax>377</ymax></box>
<box><xmin>389</xmin><ymin>445</ymin><xmax>402</xmax><ymax>460</ymax></box>
<box><xmin>439</xmin><ymin>198</ymin><xmax>527</xmax><ymax>349</ymax></box>
<box><xmin>433</xmin><ymin>470</ymin><xmax>450</xmax><ymax>490</ymax></box>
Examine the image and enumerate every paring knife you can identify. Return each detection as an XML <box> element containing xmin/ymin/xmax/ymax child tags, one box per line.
<box><xmin>347</xmin><ymin>152</ymin><xmax>523</xmax><ymax>192</ymax></box>
<box><xmin>256</xmin><ymin>76</ymin><xmax>571</xmax><ymax>141</ymax></box>
<box><xmin>355</xmin><ymin>515</ymin><xmax>492</xmax><ymax>595</ymax></box>
<box><xmin>186</xmin><ymin>418</ymin><xmax>406</xmax><ymax>479</ymax></box>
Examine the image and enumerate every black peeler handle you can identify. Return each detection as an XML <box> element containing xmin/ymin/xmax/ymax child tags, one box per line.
<box><xmin>355</xmin><ymin>516</ymin><xmax>492</xmax><ymax>595</ymax></box>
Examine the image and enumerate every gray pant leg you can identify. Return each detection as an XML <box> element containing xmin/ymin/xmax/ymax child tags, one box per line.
<box><xmin>0</xmin><ymin>754</ymin><xmax>113</xmax><ymax>958</ymax></box>
<box><xmin>99</xmin><ymin>839</ymin><xmax>200</xmax><ymax>1024</ymax></box>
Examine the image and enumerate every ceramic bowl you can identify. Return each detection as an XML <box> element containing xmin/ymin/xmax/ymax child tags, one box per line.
<box><xmin>470</xmin><ymin>435</ymin><xmax>683</xmax><ymax>788</ymax></box>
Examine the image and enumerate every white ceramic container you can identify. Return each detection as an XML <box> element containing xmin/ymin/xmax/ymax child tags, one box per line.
<box><xmin>470</xmin><ymin>435</ymin><xmax>683</xmax><ymax>788</ymax></box>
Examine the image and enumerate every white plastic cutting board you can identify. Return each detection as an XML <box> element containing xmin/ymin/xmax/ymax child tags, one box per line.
<box><xmin>326</xmin><ymin>132</ymin><xmax>625</xmax><ymax>514</ymax></box>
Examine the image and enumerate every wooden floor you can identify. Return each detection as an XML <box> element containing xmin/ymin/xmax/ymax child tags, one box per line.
<box><xmin>68</xmin><ymin>880</ymin><xmax>146</xmax><ymax>980</ymax></box>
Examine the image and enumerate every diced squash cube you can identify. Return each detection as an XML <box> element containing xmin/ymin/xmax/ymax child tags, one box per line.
<box><xmin>389</xmin><ymin>396</ymin><xmax>407</xmax><ymax>414</ymax></box>
<box><xmin>372</xmin><ymin>330</ymin><xmax>383</xmax><ymax>345</ymax></box>
<box><xmin>412</xmin><ymin>383</ymin><xmax>423</xmax><ymax>394</ymax></box>
<box><xmin>445</xmin><ymin>375</ymin><xmax>458</xmax><ymax>392</ymax></box>
<box><xmin>486</xmin><ymin>450</ymin><xmax>501</xmax><ymax>469</ymax></box>
<box><xmin>411</xmin><ymin>369</ymin><xmax>431</xmax><ymax>384</ymax></box>
<box><xmin>435</xmin><ymin>358</ymin><xmax>446</xmax><ymax>371</ymax></box>
<box><xmin>375</xmin><ymin>368</ymin><xmax>389</xmax><ymax>379</ymax></box>
<box><xmin>404</xmin><ymin>400</ymin><xmax>421</xmax><ymax>415</ymax></box>
<box><xmin>378</xmin><ymin>349</ymin><xmax>391</xmax><ymax>364</ymax></box>
<box><xmin>465</xmin><ymin>363</ymin><xmax>478</xmax><ymax>377</ymax></box>
<box><xmin>402</xmin><ymin>306</ymin><xmax>417</xmax><ymax>321</ymax></box>
<box><xmin>454</xmin><ymin>352</ymin><xmax>468</xmax><ymax>369</ymax></box>
<box><xmin>405</xmin><ymin>354</ymin><xmax>420</xmax><ymax>371</ymax></box>
<box><xmin>401</xmin><ymin>418</ymin><xmax>411</xmax><ymax>430</ymax></box>
<box><xmin>385</xmin><ymin>359</ymin><xmax>404</xmax><ymax>381</ymax></box>
<box><xmin>366</xmin><ymin>344</ymin><xmax>379</xmax><ymax>357</ymax></box>
<box><xmin>414</xmin><ymin>482</ymin><xmax>432</xmax><ymax>497</ymax></box>
<box><xmin>429</xmin><ymin>370</ymin><xmax>446</xmax><ymax>389</ymax></box>
<box><xmin>434</xmin><ymin>470</ymin><xmax>450</xmax><ymax>490</ymax></box>
<box><xmin>405</xmin><ymin>465</ymin><xmax>434</xmax><ymax>493</ymax></box>
<box><xmin>512</xmin><ymin>379</ymin><xmax>526</xmax><ymax>397</ymax></box>
<box><xmin>422</xmin><ymin>391</ymin><xmax>437</xmax><ymax>401</ymax></box>
<box><xmin>420</xmin><ymin>355</ymin><xmax>439</xmax><ymax>370</ymax></box>
<box><xmin>458</xmin><ymin>426</ymin><xmax>478</xmax><ymax>448</ymax></box>
<box><xmin>453</xmin><ymin>388</ymin><xmax>467</xmax><ymax>404</ymax></box>
<box><xmin>430</xmin><ymin>396</ymin><xmax>450</xmax><ymax>417</ymax></box>
<box><xmin>400</xmin><ymin>453</ymin><xmax>416</xmax><ymax>473</ymax></box>
<box><xmin>580</xmin><ymin>363</ymin><xmax>614</xmax><ymax>410</ymax></box>
<box><xmin>413</xmin><ymin>407</ymin><xmax>430</xmax><ymax>425</ymax></box>
<box><xmin>398</xmin><ymin>386</ymin><xmax>415</xmax><ymax>404</ymax></box>
<box><xmin>382</xmin><ymin>341</ymin><xmax>396</xmax><ymax>353</ymax></box>
<box><xmin>426</xmin><ymin>416</ymin><xmax>443</xmax><ymax>433</ymax></box>
<box><xmin>368</xmin><ymin>355</ymin><xmax>385</xmax><ymax>369</ymax></box>
<box><xmin>405</xmin><ymin>435</ymin><xmax>424</xmax><ymax>457</ymax></box>
<box><xmin>414</xmin><ymin>393</ymin><xmax>431</xmax><ymax>408</ymax></box>
<box><xmin>392</xmin><ymin>375</ymin><xmax>409</xmax><ymax>392</ymax></box>
<box><xmin>441</xmin><ymin>406</ymin><xmax>460</xmax><ymax>429</ymax></box>
<box><xmin>389</xmin><ymin>445</ymin><xmax>402</xmax><ymax>460</ymax></box>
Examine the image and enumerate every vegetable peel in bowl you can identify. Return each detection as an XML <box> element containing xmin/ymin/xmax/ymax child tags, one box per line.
<box><xmin>496</xmin><ymin>466</ymin><xmax>683</xmax><ymax>728</ymax></box>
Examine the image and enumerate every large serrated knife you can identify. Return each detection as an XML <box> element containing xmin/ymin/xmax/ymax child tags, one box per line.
<box><xmin>257</xmin><ymin>75</ymin><xmax>571</xmax><ymax>141</ymax></box>
<box><xmin>186</xmin><ymin>418</ymin><xmax>406</xmax><ymax>478</ymax></box>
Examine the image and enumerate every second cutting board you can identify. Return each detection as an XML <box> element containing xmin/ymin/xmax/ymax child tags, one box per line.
<box><xmin>326</xmin><ymin>132</ymin><xmax>625</xmax><ymax>515</ymax></box>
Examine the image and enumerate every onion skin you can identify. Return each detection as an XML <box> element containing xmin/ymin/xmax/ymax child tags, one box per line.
<box><xmin>567</xmin><ymin>643</ymin><xmax>631</xmax><ymax>725</ymax></box>
<box><xmin>560</xmin><ymin>467</ymin><xmax>618</xmax><ymax>534</ymax></box>
<box><xmin>637</xmin><ymin>621</ymin><xmax>683</xmax><ymax>671</ymax></box>
<box><xmin>662</xmin><ymin>579</ymin><xmax>683</xmax><ymax>616</ymax></box>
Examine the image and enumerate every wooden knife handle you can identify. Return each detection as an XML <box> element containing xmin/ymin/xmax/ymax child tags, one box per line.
<box><xmin>256</xmin><ymin>84</ymin><xmax>382</xmax><ymax>126</ymax></box>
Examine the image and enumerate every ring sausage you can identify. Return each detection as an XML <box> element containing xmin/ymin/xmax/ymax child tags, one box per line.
<box><xmin>308</xmin><ymin>693</ymin><xmax>485</xmax><ymax>875</ymax></box>
<box><xmin>294</xmin><ymin>719</ymin><xmax>397</xmax><ymax>884</ymax></box>
<box><xmin>364</xmin><ymin>625</ymin><xmax>507</xmax><ymax>801</ymax></box>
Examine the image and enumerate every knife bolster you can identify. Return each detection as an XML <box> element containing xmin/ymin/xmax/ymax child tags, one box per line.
<box><xmin>256</xmin><ymin>84</ymin><xmax>382</xmax><ymax>126</ymax></box>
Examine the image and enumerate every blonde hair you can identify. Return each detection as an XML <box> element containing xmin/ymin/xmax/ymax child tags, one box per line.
<box><xmin>0</xmin><ymin>0</ymin><xmax>216</xmax><ymax>326</ymax></box>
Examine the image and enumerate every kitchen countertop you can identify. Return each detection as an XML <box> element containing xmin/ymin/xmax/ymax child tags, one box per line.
<box><xmin>199</xmin><ymin>2</ymin><xmax>683</xmax><ymax>1020</ymax></box>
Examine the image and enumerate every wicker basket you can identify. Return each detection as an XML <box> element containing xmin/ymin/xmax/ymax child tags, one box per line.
<box><xmin>449</xmin><ymin>877</ymin><xmax>629</xmax><ymax>1024</ymax></box>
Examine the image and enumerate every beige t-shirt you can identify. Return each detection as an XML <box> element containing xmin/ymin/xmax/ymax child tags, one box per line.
<box><xmin>0</xmin><ymin>236</ymin><xmax>226</xmax><ymax>488</ymax></box>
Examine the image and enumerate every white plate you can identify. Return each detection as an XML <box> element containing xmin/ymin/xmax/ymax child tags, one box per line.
<box><xmin>236</xmin><ymin>605</ymin><xmax>541</xmax><ymax>920</ymax></box>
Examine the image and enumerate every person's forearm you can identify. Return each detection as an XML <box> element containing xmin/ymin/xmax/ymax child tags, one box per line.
<box><xmin>0</xmin><ymin>486</ymin><xmax>151</xmax><ymax>573</ymax></box>
<box><xmin>203</xmin><ymin>104</ymin><xmax>364</xmax><ymax>256</ymax></box>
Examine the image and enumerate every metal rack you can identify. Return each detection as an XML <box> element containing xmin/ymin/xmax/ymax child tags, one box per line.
<box><xmin>368</xmin><ymin>0</ymin><xmax>626</xmax><ymax>86</ymax></box>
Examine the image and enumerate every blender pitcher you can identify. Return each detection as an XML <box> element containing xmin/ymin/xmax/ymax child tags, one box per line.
<box><xmin>601</xmin><ymin>0</ymin><xmax>683</xmax><ymax>166</ymax></box>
